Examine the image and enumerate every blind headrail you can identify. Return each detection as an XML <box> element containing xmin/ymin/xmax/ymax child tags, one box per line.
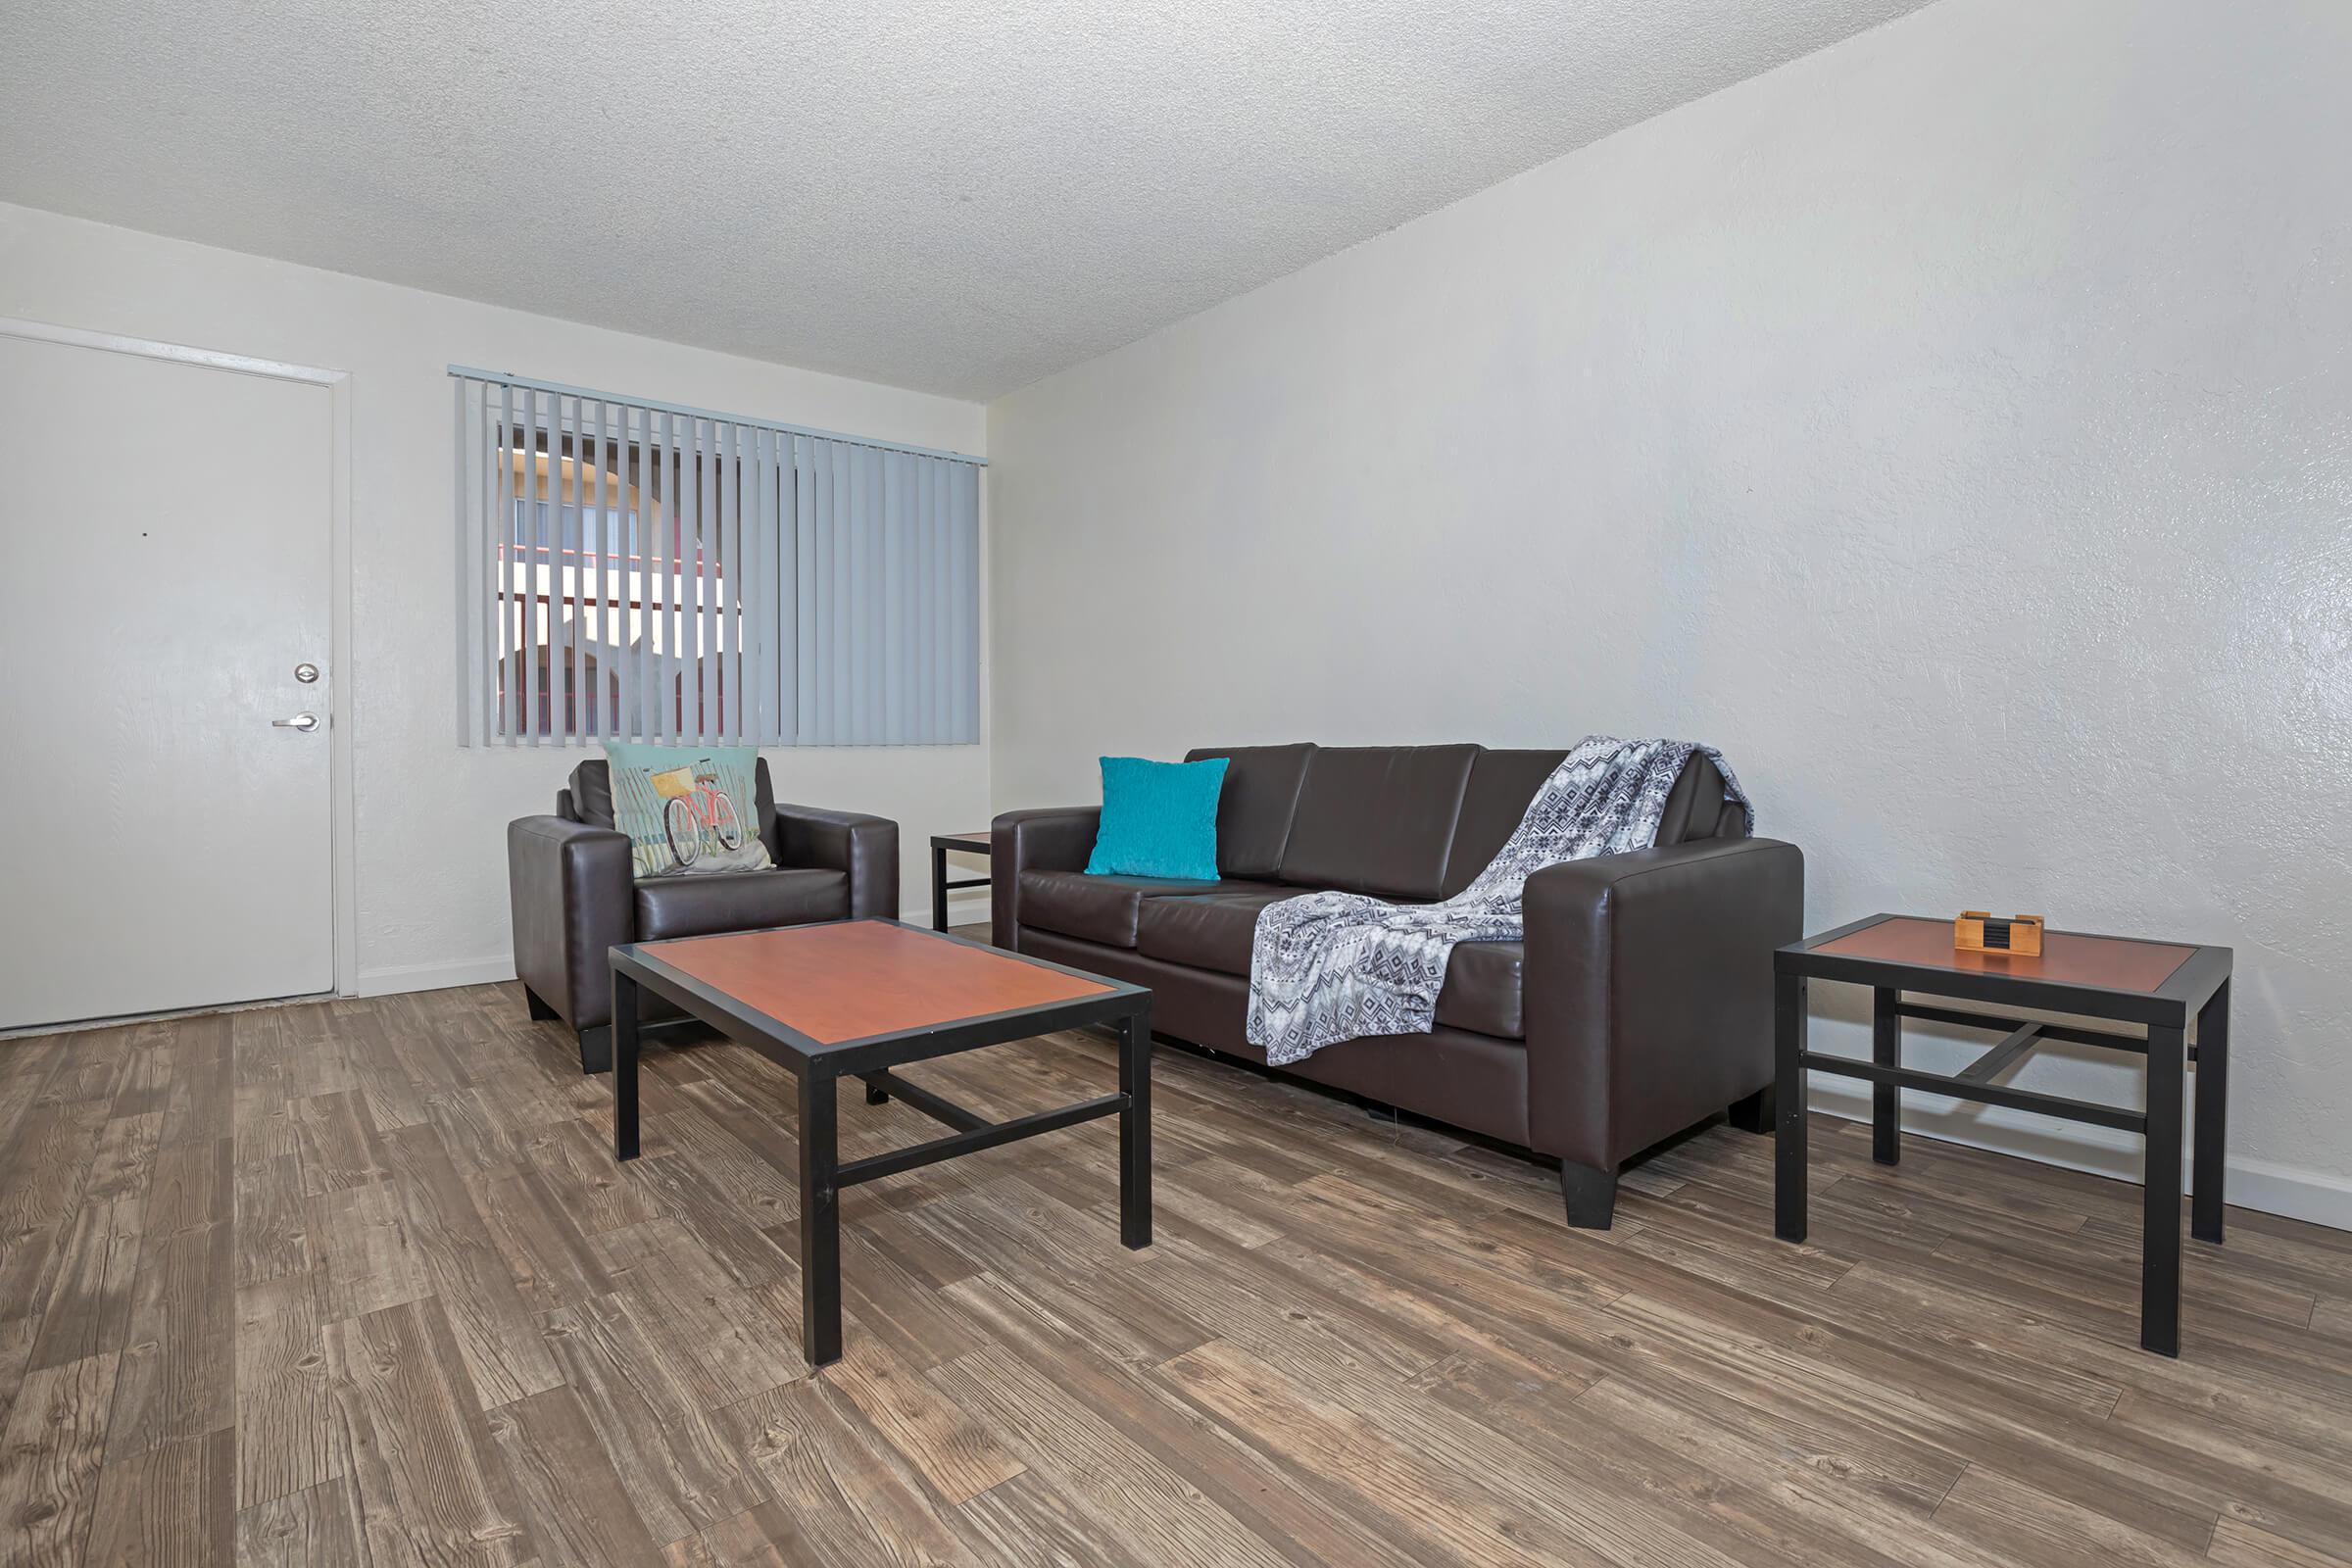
<box><xmin>444</xmin><ymin>365</ymin><xmax>987</xmax><ymax>466</ymax></box>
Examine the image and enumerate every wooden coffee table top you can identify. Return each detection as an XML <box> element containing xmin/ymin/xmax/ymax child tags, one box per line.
<box><xmin>633</xmin><ymin>919</ymin><xmax>1119</xmax><ymax>1048</ymax></box>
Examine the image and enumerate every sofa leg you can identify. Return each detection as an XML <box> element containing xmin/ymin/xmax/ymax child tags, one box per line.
<box><xmin>1559</xmin><ymin>1160</ymin><xmax>1618</xmax><ymax>1230</ymax></box>
<box><xmin>1727</xmin><ymin>1082</ymin><xmax>1776</xmax><ymax>1135</ymax></box>
<box><xmin>577</xmin><ymin>1026</ymin><xmax>612</xmax><ymax>1076</ymax></box>
<box><xmin>524</xmin><ymin>986</ymin><xmax>560</xmax><ymax>1022</ymax></box>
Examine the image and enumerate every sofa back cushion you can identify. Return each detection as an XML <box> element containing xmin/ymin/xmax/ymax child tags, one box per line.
<box><xmin>1439</xmin><ymin>748</ymin><xmax>1569</xmax><ymax>898</ymax></box>
<box><xmin>1435</xmin><ymin>746</ymin><xmax>1743</xmax><ymax>895</ymax></box>
<box><xmin>1279</xmin><ymin>745</ymin><xmax>1479</xmax><ymax>900</ymax></box>
<box><xmin>566</xmin><ymin>760</ymin><xmax>616</xmax><ymax>826</ymax></box>
<box><xmin>1655</xmin><ymin>749</ymin><xmax>1745</xmax><ymax>845</ymax></box>
<box><xmin>1183</xmin><ymin>744</ymin><xmax>1317</xmax><ymax>878</ymax></box>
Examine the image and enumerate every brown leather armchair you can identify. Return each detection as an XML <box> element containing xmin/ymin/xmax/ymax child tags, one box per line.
<box><xmin>508</xmin><ymin>758</ymin><xmax>898</xmax><ymax>1071</ymax></box>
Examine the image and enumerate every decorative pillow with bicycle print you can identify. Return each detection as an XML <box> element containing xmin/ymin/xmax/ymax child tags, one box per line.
<box><xmin>603</xmin><ymin>743</ymin><xmax>775</xmax><ymax>878</ymax></box>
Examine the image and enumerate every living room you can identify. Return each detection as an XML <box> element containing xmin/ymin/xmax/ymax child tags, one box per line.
<box><xmin>3</xmin><ymin>1</ymin><xmax>2348</xmax><ymax>1563</ymax></box>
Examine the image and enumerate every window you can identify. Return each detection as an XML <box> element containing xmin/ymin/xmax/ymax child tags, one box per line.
<box><xmin>451</xmin><ymin>370</ymin><xmax>981</xmax><ymax>747</ymax></box>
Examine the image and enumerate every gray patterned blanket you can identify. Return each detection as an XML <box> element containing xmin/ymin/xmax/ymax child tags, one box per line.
<box><xmin>1245</xmin><ymin>737</ymin><xmax>1751</xmax><ymax>1065</ymax></box>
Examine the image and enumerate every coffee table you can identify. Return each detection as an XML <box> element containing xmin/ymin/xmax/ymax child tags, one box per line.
<box><xmin>608</xmin><ymin>918</ymin><xmax>1152</xmax><ymax>1366</ymax></box>
<box><xmin>1774</xmin><ymin>913</ymin><xmax>2232</xmax><ymax>1355</ymax></box>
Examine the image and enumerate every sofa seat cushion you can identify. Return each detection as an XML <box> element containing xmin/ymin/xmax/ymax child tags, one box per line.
<box><xmin>1134</xmin><ymin>885</ymin><xmax>1299</xmax><ymax>971</ymax></box>
<box><xmin>634</xmin><ymin>867</ymin><xmax>849</xmax><ymax>941</ymax></box>
<box><xmin>1019</xmin><ymin>868</ymin><xmax>1254</xmax><ymax>949</ymax></box>
<box><xmin>1135</xmin><ymin>890</ymin><xmax>1526</xmax><ymax>1041</ymax></box>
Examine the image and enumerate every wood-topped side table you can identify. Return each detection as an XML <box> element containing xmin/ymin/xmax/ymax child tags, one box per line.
<box><xmin>1774</xmin><ymin>914</ymin><xmax>2232</xmax><ymax>1356</ymax></box>
<box><xmin>931</xmin><ymin>831</ymin><xmax>993</xmax><ymax>932</ymax></box>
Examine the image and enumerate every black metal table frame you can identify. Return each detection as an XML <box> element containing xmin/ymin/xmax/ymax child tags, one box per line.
<box><xmin>609</xmin><ymin>919</ymin><xmax>1152</xmax><ymax>1367</ymax></box>
<box><xmin>930</xmin><ymin>833</ymin><xmax>993</xmax><ymax>933</ymax></box>
<box><xmin>1773</xmin><ymin>914</ymin><xmax>2232</xmax><ymax>1356</ymax></box>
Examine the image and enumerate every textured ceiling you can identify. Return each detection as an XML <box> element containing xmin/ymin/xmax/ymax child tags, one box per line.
<box><xmin>0</xmin><ymin>0</ymin><xmax>1929</xmax><ymax>400</ymax></box>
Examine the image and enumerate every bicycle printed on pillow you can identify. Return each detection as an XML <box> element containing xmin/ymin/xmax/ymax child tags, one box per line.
<box><xmin>649</xmin><ymin>760</ymin><xmax>745</xmax><ymax>867</ymax></box>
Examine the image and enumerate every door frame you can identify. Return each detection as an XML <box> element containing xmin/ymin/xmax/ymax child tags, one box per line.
<box><xmin>0</xmin><ymin>316</ymin><xmax>359</xmax><ymax>1000</ymax></box>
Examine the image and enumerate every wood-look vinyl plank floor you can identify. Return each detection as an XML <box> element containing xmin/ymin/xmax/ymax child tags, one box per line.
<box><xmin>0</xmin><ymin>968</ymin><xmax>2348</xmax><ymax>1566</ymax></box>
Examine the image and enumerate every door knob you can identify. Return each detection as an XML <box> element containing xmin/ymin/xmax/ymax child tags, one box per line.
<box><xmin>273</xmin><ymin>712</ymin><xmax>320</xmax><ymax>732</ymax></box>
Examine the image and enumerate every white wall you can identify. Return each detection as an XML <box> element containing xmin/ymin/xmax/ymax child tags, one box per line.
<box><xmin>986</xmin><ymin>0</ymin><xmax>2352</xmax><ymax>1225</ymax></box>
<box><xmin>0</xmin><ymin>202</ymin><xmax>992</xmax><ymax>996</ymax></box>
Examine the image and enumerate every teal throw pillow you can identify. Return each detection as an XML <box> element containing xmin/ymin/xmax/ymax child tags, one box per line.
<box><xmin>604</xmin><ymin>743</ymin><xmax>775</xmax><ymax>878</ymax></box>
<box><xmin>1085</xmin><ymin>756</ymin><xmax>1228</xmax><ymax>880</ymax></box>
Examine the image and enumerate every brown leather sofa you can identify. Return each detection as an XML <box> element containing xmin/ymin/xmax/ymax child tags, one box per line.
<box><xmin>508</xmin><ymin>759</ymin><xmax>898</xmax><ymax>1072</ymax></box>
<box><xmin>994</xmin><ymin>744</ymin><xmax>1801</xmax><ymax>1227</ymax></box>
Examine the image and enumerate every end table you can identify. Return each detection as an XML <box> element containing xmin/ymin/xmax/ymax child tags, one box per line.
<box><xmin>931</xmin><ymin>831</ymin><xmax>993</xmax><ymax>931</ymax></box>
<box><xmin>1773</xmin><ymin>914</ymin><xmax>2231</xmax><ymax>1356</ymax></box>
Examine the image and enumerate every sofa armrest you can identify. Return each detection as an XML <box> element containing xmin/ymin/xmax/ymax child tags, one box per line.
<box><xmin>990</xmin><ymin>807</ymin><xmax>1101</xmax><ymax>951</ymax></box>
<box><xmin>508</xmin><ymin>814</ymin><xmax>636</xmax><ymax>1032</ymax></box>
<box><xmin>776</xmin><ymin>804</ymin><xmax>899</xmax><ymax>919</ymax></box>
<box><xmin>1522</xmin><ymin>837</ymin><xmax>1804</xmax><ymax>1170</ymax></box>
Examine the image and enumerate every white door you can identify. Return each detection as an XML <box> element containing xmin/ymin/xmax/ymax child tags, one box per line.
<box><xmin>0</xmin><ymin>333</ymin><xmax>334</xmax><ymax>1029</ymax></box>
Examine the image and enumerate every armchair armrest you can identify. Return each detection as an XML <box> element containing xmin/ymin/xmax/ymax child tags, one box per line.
<box><xmin>1523</xmin><ymin>836</ymin><xmax>1804</xmax><ymax>1171</ymax></box>
<box><xmin>775</xmin><ymin>804</ymin><xmax>899</xmax><ymax>919</ymax></box>
<box><xmin>508</xmin><ymin>814</ymin><xmax>635</xmax><ymax>1032</ymax></box>
<box><xmin>990</xmin><ymin>807</ymin><xmax>1101</xmax><ymax>952</ymax></box>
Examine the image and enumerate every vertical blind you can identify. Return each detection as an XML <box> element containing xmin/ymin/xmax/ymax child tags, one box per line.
<box><xmin>451</xmin><ymin>369</ymin><xmax>982</xmax><ymax>748</ymax></box>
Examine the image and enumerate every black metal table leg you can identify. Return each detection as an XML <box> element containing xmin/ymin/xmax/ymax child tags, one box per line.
<box><xmin>2142</xmin><ymin>1022</ymin><xmax>2185</xmax><ymax>1356</ymax></box>
<box><xmin>613</xmin><ymin>971</ymin><xmax>640</xmax><ymax>1161</ymax></box>
<box><xmin>799</xmin><ymin>1064</ymin><xmax>843</xmax><ymax>1366</ymax></box>
<box><xmin>931</xmin><ymin>842</ymin><xmax>948</xmax><ymax>932</ymax></box>
<box><xmin>1871</xmin><ymin>986</ymin><xmax>1900</xmax><ymax>1165</ymax></box>
<box><xmin>1774</xmin><ymin>972</ymin><xmax>1808</xmax><ymax>1244</ymax></box>
<box><xmin>2192</xmin><ymin>979</ymin><xmax>2230</xmax><ymax>1245</ymax></box>
<box><xmin>1119</xmin><ymin>1006</ymin><xmax>1152</xmax><ymax>1250</ymax></box>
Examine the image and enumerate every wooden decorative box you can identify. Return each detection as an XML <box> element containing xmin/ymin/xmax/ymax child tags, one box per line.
<box><xmin>1954</xmin><ymin>910</ymin><xmax>2044</xmax><ymax>956</ymax></box>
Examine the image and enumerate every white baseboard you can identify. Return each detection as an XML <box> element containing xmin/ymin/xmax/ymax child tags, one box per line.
<box><xmin>351</xmin><ymin>956</ymin><xmax>515</xmax><ymax>998</ymax></box>
<box><xmin>1809</xmin><ymin>1082</ymin><xmax>2352</xmax><ymax>1234</ymax></box>
<box><xmin>2211</xmin><ymin>1154</ymin><xmax>2352</xmax><ymax>1233</ymax></box>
